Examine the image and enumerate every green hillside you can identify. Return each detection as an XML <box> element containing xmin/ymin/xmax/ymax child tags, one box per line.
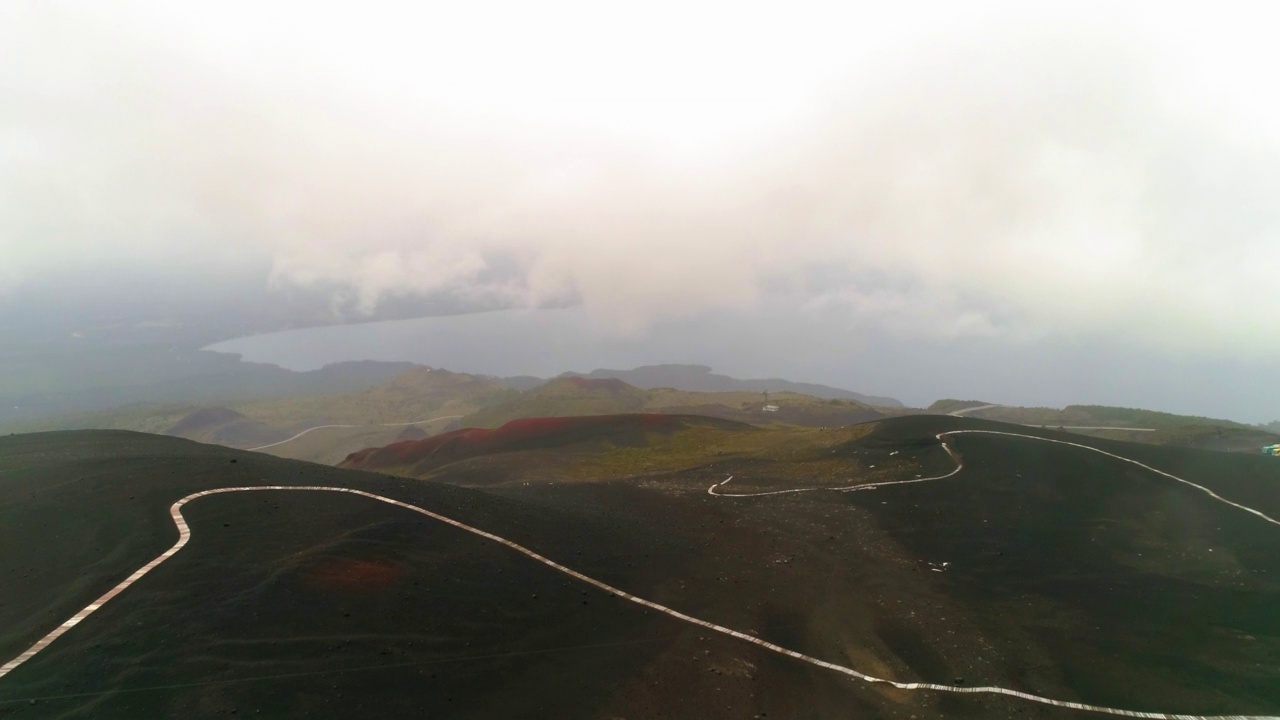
<box><xmin>462</xmin><ymin>377</ymin><xmax>888</xmax><ymax>430</ymax></box>
<box><xmin>232</xmin><ymin>366</ymin><xmax>515</xmax><ymax>427</ymax></box>
<box><xmin>940</xmin><ymin>403</ymin><xmax>1280</xmax><ymax>454</ymax></box>
<box><xmin>964</xmin><ymin>403</ymin><xmax>1252</xmax><ymax>430</ymax></box>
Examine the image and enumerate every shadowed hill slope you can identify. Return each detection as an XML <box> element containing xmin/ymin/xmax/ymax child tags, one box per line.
<box><xmin>341</xmin><ymin>413</ymin><xmax>751</xmax><ymax>479</ymax></box>
<box><xmin>0</xmin><ymin>431</ymin><xmax>725</xmax><ymax>718</ymax></box>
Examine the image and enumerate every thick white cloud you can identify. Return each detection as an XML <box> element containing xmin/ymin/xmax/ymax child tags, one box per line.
<box><xmin>3</xmin><ymin>1</ymin><xmax>1279</xmax><ymax>352</ymax></box>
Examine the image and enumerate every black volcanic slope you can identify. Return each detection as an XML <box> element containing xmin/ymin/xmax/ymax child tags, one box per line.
<box><xmin>0</xmin><ymin>417</ymin><xmax>1278</xmax><ymax>719</ymax></box>
<box><xmin>0</xmin><ymin>432</ymin><xmax>703</xmax><ymax>720</ymax></box>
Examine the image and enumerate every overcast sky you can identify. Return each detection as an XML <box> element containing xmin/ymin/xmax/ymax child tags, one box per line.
<box><xmin>5</xmin><ymin>1</ymin><xmax>1280</xmax><ymax>418</ymax></box>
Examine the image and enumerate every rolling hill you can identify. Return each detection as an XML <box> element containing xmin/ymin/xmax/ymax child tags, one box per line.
<box><xmin>460</xmin><ymin>376</ymin><xmax>889</xmax><ymax>430</ymax></box>
<box><xmin>6</xmin><ymin>366</ymin><xmax>895</xmax><ymax>465</ymax></box>
<box><xmin>931</xmin><ymin>397</ymin><xmax>1280</xmax><ymax>453</ymax></box>
<box><xmin>162</xmin><ymin>406</ymin><xmax>280</xmax><ymax>447</ymax></box>
<box><xmin>341</xmin><ymin>413</ymin><xmax>760</xmax><ymax>482</ymax></box>
<box><xmin>929</xmin><ymin>401</ymin><xmax>1280</xmax><ymax>454</ymax></box>
<box><xmin>937</xmin><ymin>402</ymin><xmax>1256</xmax><ymax>430</ymax></box>
<box><xmin>143</xmin><ymin>368</ymin><xmax>513</xmax><ymax>464</ymax></box>
<box><xmin>560</xmin><ymin>364</ymin><xmax>903</xmax><ymax>407</ymax></box>
<box><xmin>2</xmin><ymin>416</ymin><xmax>1279</xmax><ymax>718</ymax></box>
<box><xmin>0</xmin><ymin>346</ymin><xmax>419</xmax><ymax>433</ymax></box>
<box><xmin>231</xmin><ymin>366</ymin><xmax>515</xmax><ymax>428</ymax></box>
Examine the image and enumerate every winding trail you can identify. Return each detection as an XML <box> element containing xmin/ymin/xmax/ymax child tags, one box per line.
<box><xmin>1035</xmin><ymin>426</ymin><xmax>1157</xmax><ymax>432</ymax></box>
<box><xmin>708</xmin><ymin>435</ymin><xmax>967</xmax><ymax>497</ymax></box>
<box><xmin>2</xmin><ymin>431</ymin><xmax>1277</xmax><ymax>718</ymax></box>
<box><xmin>943</xmin><ymin>404</ymin><xmax>1157</xmax><ymax>432</ymax></box>
<box><xmin>711</xmin><ymin>430</ymin><xmax>1280</xmax><ymax>529</ymax></box>
<box><xmin>247</xmin><ymin>415</ymin><xmax>463</xmax><ymax>451</ymax></box>
<box><xmin>948</xmin><ymin>403</ymin><xmax>1003</xmax><ymax>416</ymax></box>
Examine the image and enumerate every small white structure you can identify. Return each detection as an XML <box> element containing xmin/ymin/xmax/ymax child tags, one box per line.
<box><xmin>762</xmin><ymin>404</ymin><xmax>780</xmax><ymax>413</ymax></box>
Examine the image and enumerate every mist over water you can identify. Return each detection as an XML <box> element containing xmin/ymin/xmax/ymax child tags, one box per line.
<box><xmin>207</xmin><ymin>308</ymin><xmax>1277</xmax><ymax>423</ymax></box>
<box><xmin>6</xmin><ymin>2</ymin><xmax>1280</xmax><ymax>425</ymax></box>
<box><xmin>6</xmin><ymin>2</ymin><xmax>1280</xmax><ymax>356</ymax></box>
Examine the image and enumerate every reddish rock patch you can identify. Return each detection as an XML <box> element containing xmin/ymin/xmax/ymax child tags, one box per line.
<box><xmin>302</xmin><ymin>557</ymin><xmax>405</xmax><ymax>592</ymax></box>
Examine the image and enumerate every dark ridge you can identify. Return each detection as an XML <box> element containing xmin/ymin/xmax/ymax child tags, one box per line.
<box><xmin>342</xmin><ymin>413</ymin><xmax>747</xmax><ymax>470</ymax></box>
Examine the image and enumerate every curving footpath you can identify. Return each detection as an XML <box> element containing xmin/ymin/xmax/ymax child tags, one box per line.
<box><xmin>948</xmin><ymin>403</ymin><xmax>1003</xmax><ymax>416</ymax></box>
<box><xmin>709</xmin><ymin>435</ymin><xmax>967</xmax><ymax>497</ymax></box>
<box><xmin>710</xmin><ymin>430</ymin><xmax>1280</xmax><ymax>530</ymax></box>
<box><xmin>1034</xmin><ymin>426</ymin><xmax>1157</xmax><ymax>432</ymax></box>
<box><xmin>247</xmin><ymin>415</ymin><xmax>463</xmax><ymax>451</ymax></box>
<box><xmin>1</xmin><ymin>432</ymin><xmax>1277</xmax><ymax>719</ymax></box>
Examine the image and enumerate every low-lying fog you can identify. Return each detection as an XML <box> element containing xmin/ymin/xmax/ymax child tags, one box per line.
<box><xmin>207</xmin><ymin>306</ymin><xmax>1274</xmax><ymax>422</ymax></box>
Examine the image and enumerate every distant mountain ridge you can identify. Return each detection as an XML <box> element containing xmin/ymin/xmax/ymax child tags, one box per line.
<box><xmin>0</xmin><ymin>349</ymin><xmax>418</xmax><ymax>432</ymax></box>
<box><xmin>463</xmin><ymin>376</ymin><xmax>888</xmax><ymax>430</ymax></box>
<box><xmin>557</xmin><ymin>364</ymin><xmax>903</xmax><ymax>407</ymax></box>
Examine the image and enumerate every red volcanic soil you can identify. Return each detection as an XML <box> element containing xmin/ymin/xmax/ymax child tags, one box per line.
<box><xmin>342</xmin><ymin>414</ymin><xmax>687</xmax><ymax>471</ymax></box>
<box><xmin>302</xmin><ymin>557</ymin><xmax>405</xmax><ymax>592</ymax></box>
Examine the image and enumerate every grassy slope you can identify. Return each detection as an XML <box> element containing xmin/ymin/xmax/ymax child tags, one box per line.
<box><xmin>1136</xmin><ymin>422</ymin><xmax>1280</xmax><ymax>450</ymax></box>
<box><xmin>946</xmin><ymin>404</ymin><xmax>1280</xmax><ymax>454</ymax></box>
<box><xmin>561</xmin><ymin>364</ymin><xmax>904</xmax><ymax>407</ymax></box>
<box><xmin>926</xmin><ymin>399</ymin><xmax>992</xmax><ymax>414</ymax></box>
<box><xmin>966</xmin><ymin>404</ymin><xmax>1253</xmax><ymax>430</ymax></box>
<box><xmin>460</xmin><ymin>377</ymin><xmax>648</xmax><ymax>427</ymax></box>
<box><xmin>462</xmin><ymin>377</ymin><xmax>888</xmax><ymax>430</ymax></box>
<box><xmin>342</xmin><ymin>413</ymin><xmax>885</xmax><ymax>488</ymax></box>
<box><xmin>232</xmin><ymin>366</ymin><xmax>516</xmax><ymax>426</ymax></box>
